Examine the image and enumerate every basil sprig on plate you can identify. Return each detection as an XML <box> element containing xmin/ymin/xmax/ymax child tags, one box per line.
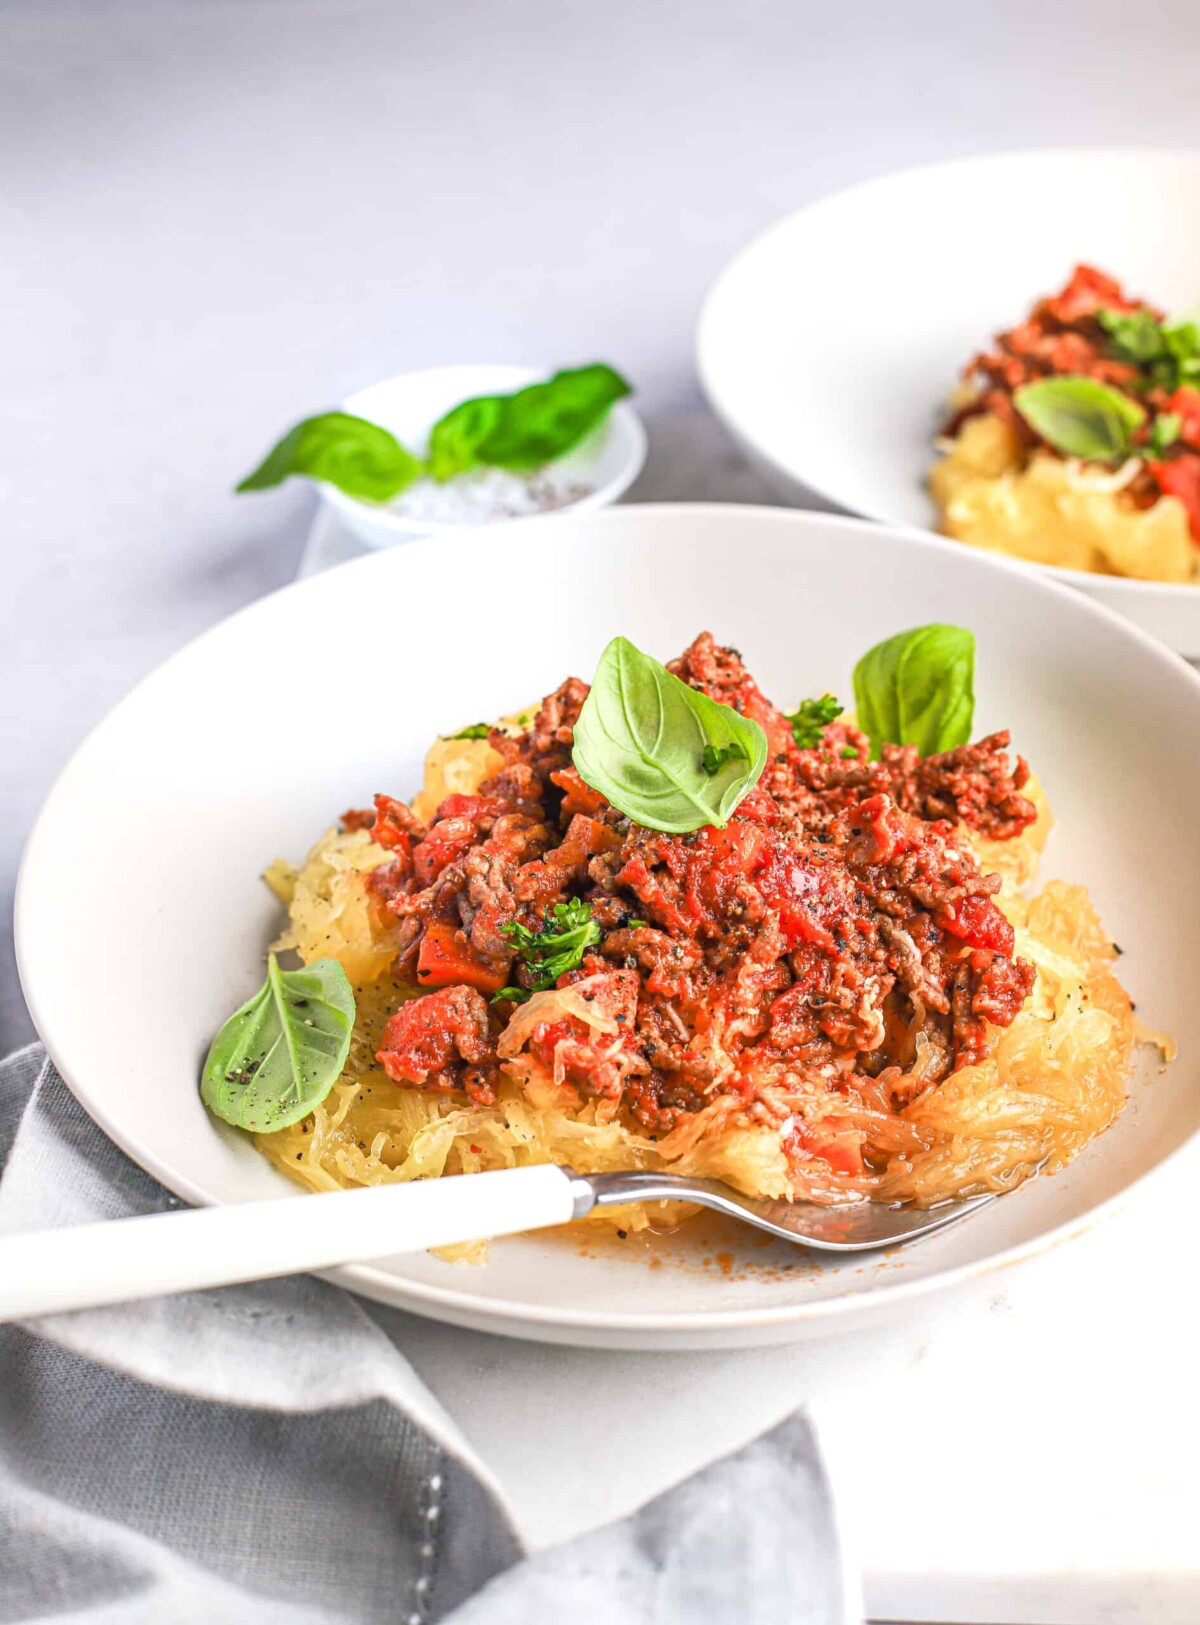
<box><xmin>1013</xmin><ymin>376</ymin><xmax>1146</xmax><ymax>464</ymax></box>
<box><xmin>236</xmin><ymin>364</ymin><xmax>632</xmax><ymax>500</ymax></box>
<box><xmin>853</xmin><ymin>624</ymin><xmax>975</xmax><ymax>760</ymax></box>
<box><xmin>572</xmin><ymin>636</ymin><xmax>768</xmax><ymax>833</ymax></box>
<box><xmin>201</xmin><ymin>955</ymin><xmax>355</xmax><ymax>1133</ymax></box>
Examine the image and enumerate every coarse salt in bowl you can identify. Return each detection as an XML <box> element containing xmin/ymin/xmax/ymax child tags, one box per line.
<box><xmin>321</xmin><ymin>364</ymin><xmax>647</xmax><ymax>549</ymax></box>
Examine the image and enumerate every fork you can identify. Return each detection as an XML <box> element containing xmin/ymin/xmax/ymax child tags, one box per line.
<box><xmin>0</xmin><ymin>1164</ymin><xmax>995</xmax><ymax>1321</ymax></box>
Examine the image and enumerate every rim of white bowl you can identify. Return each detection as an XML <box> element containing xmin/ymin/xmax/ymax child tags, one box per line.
<box><xmin>320</xmin><ymin>364</ymin><xmax>648</xmax><ymax>540</ymax></box>
<box><xmin>696</xmin><ymin>144</ymin><xmax>1200</xmax><ymax>604</ymax></box>
<box><xmin>15</xmin><ymin>502</ymin><xmax>1200</xmax><ymax>1340</ymax></box>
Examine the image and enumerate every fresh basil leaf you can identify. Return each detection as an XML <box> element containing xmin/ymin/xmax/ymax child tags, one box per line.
<box><xmin>701</xmin><ymin>740</ymin><xmax>749</xmax><ymax>775</ymax></box>
<box><xmin>1013</xmin><ymin>376</ymin><xmax>1146</xmax><ymax>464</ymax></box>
<box><xmin>1164</xmin><ymin>308</ymin><xmax>1200</xmax><ymax>364</ymax></box>
<box><xmin>236</xmin><ymin>413</ymin><xmax>423</xmax><ymax>501</ymax></box>
<box><xmin>467</xmin><ymin>364</ymin><xmax>632</xmax><ymax>473</ymax></box>
<box><xmin>853</xmin><ymin>625</ymin><xmax>975</xmax><ymax>760</ymax></box>
<box><xmin>1150</xmin><ymin>412</ymin><xmax>1183</xmax><ymax>458</ymax></box>
<box><xmin>427</xmin><ymin>395</ymin><xmax>506</xmax><ymax>482</ymax></box>
<box><xmin>786</xmin><ymin>693</ymin><xmax>843</xmax><ymax>750</ymax></box>
<box><xmin>572</xmin><ymin>636</ymin><xmax>767</xmax><ymax>833</ymax></box>
<box><xmin>1097</xmin><ymin>307</ymin><xmax>1166</xmax><ymax>365</ymax></box>
<box><xmin>201</xmin><ymin>956</ymin><xmax>355</xmax><ymax>1132</ymax></box>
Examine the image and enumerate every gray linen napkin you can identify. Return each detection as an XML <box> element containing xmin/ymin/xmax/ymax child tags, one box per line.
<box><xmin>0</xmin><ymin>1046</ymin><xmax>523</xmax><ymax>1624</ymax></box>
<box><xmin>0</xmin><ymin>1046</ymin><xmax>853</xmax><ymax>1623</ymax></box>
<box><xmin>448</xmin><ymin>1411</ymin><xmax>849</xmax><ymax>1625</ymax></box>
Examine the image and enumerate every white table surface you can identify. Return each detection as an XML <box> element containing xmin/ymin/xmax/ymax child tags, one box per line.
<box><xmin>5</xmin><ymin>3</ymin><xmax>1200</xmax><ymax>1619</ymax></box>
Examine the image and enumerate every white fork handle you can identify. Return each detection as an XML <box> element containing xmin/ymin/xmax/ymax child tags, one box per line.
<box><xmin>0</xmin><ymin>1164</ymin><xmax>584</xmax><ymax>1321</ymax></box>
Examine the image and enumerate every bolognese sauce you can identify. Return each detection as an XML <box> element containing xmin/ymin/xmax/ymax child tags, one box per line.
<box><xmin>363</xmin><ymin>633</ymin><xmax>1037</xmax><ymax>1182</ymax></box>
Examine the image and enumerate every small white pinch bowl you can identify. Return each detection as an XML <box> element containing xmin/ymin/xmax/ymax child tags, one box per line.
<box><xmin>322</xmin><ymin>363</ymin><xmax>647</xmax><ymax>549</ymax></box>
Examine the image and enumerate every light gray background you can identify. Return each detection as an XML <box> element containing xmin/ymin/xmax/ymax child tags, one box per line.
<box><xmin>3</xmin><ymin>0</ymin><xmax>1199</xmax><ymax>1049</ymax></box>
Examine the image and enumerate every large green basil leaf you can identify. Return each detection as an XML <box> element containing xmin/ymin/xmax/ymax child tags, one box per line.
<box><xmin>462</xmin><ymin>364</ymin><xmax>632</xmax><ymax>474</ymax></box>
<box><xmin>235</xmin><ymin>413</ymin><xmax>423</xmax><ymax>500</ymax></box>
<box><xmin>1013</xmin><ymin>376</ymin><xmax>1146</xmax><ymax>463</ymax></box>
<box><xmin>853</xmin><ymin>625</ymin><xmax>975</xmax><ymax>759</ymax></box>
<box><xmin>201</xmin><ymin>956</ymin><xmax>355</xmax><ymax>1133</ymax></box>
<box><xmin>572</xmin><ymin>636</ymin><xmax>767</xmax><ymax>833</ymax></box>
<box><xmin>427</xmin><ymin>395</ymin><xmax>507</xmax><ymax>482</ymax></box>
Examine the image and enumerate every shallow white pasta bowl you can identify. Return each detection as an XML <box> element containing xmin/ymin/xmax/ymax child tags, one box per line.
<box><xmin>16</xmin><ymin>504</ymin><xmax>1200</xmax><ymax>1348</ymax></box>
<box><xmin>697</xmin><ymin>148</ymin><xmax>1200</xmax><ymax>656</ymax></box>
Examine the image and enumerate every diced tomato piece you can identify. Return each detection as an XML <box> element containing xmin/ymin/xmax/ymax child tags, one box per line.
<box><xmin>1147</xmin><ymin>453</ymin><xmax>1200</xmax><ymax>543</ymax></box>
<box><xmin>416</xmin><ymin>921</ymin><xmax>507</xmax><ymax>995</ymax></box>
<box><xmin>549</xmin><ymin>767</ymin><xmax>608</xmax><ymax>817</ymax></box>
<box><xmin>1047</xmin><ymin>264</ymin><xmax>1143</xmax><ymax>323</ymax></box>
<box><xmin>412</xmin><ymin>821</ymin><xmax>478</xmax><ymax>886</ymax></box>
<box><xmin>808</xmin><ymin>1128</ymin><xmax>865</xmax><ymax>1177</ymax></box>
<box><xmin>938</xmin><ymin>892</ymin><xmax>1015</xmax><ymax>954</ymax></box>
<box><xmin>684</xmin><ymin>820</ymin><xmax>770</xmax><ymax>925</ymax></box>
<box><xmin>410</xmin><ymin>795</ymin><xmax>511</xmax><ymax>885</ymax></box>
<box><xmin>434</xmin><ymin>794</ymin><xmax>506</xmax><ymax>823</ymax></box>
<box><xmin>837</xmin><ymin>794</ymin><xmax>921</xmax><ymax>866</ymax></box>
<box><xmin>526</xmin><ymin>1017</ymin><xmax>578</xmax><ymax>1068</ymax></box>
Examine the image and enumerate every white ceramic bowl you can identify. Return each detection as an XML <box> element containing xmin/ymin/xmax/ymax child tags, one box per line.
<box><xmin>323</xmin><ymin>363</ymin><xmax>647</xmax><ymax>548</ymax></box>
<box><xmin>697</xmin><ymin>148</ymin><xmax>1200</xmax><ymax>656</ymax></box>
<box><xmin>16</xmin><ymin>505</ymin><xmax>1200</xmax><ymax>1348</ymax></box>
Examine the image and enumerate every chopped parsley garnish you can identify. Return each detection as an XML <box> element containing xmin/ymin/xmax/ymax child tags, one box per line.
<box><xmin>1097</xmin><ymin>307</ymin><xmax>1167</xmax><ymax>368</ymax></box>
<box><xmin>448</xmin><ymin>722</ymin><xmax>491</xmax><ymax>740</ymax></box>
<box><xmin>1150</xmin><ymin>411</ymin><xmax>1182</xmax><ymax>458</ymax></box>
<box><xmin>494</xmin><ymin>898</ymin><xmax>601</xmax><ymax>1003</ymax></box>
<box><xmin>786</xmin><ymin>693</ymin><xmax>843</xmax><ymax>750</ymax></box>
<box><xmin>701</xmin><ymin>739</ymin><xmax>749</xmax><ymax>775</ymax></box>
<box><xmin>1098</xmin><ymin>305</ymin><xmax>1200</xmax><ymax>393</ymax></box>
<box><xmin>840</xmin><ymin>745</ymin><xmax>859</xmax><ymax>760</ymax></box>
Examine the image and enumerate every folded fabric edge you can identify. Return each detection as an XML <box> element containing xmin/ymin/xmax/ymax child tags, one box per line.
<box><xmin>0</xmin><ymin>1044</ymin><xmax>526</xmax><ymax>1554</ymax></box>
